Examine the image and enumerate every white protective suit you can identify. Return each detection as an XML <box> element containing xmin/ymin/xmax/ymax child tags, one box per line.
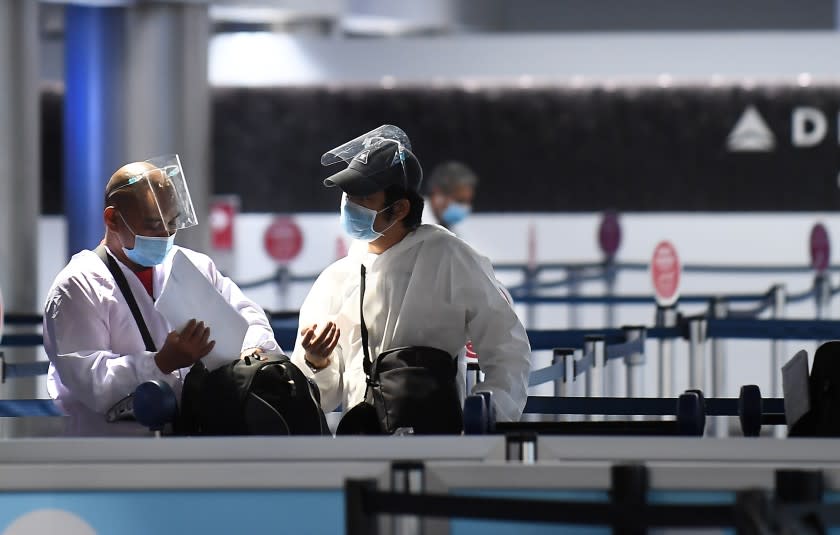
<box><xmin>291</xmin><ymin>224</ymin><xmax>531</xmax><ymax>422</ymax></box>
<box><xmin>420</xmin><ymin>199</ymin><xmax>439</xmax><ymax>226</ymax></box>
<box><xmin>43</xmin><ymin>245</ymin><xmax>279</xmax><ymax>436</ymax></box>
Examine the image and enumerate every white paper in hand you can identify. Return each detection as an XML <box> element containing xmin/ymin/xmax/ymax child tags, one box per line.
<box><xmin>154</xmin><ymin>250</ymin><xmax>248</xmax><ymax>371</ymax></box>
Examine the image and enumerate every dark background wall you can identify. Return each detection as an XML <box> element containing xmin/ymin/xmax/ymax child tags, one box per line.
<box><xmin>457</xmin><ymin>0</ymin><xmax>836</xmax><ymax>32</ymax></box>
<box><xmin>42</xmin><ymin>84</ymin><xmax>840</xmax><ymax>214</ymax></box>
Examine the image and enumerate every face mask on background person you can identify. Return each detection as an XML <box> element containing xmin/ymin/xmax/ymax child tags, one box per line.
<box><xmin>118</xmin><ymin>213</ymin><xmax>176</xmax><ymax>267</ymax></box>
<box><xmin>340</xmin><ymin>194</ymin><xmax>397</xmax><ymax>243</ymax></box>
<box><xmin>441</xmin><ymin>201</ymin><xmax>471</xmax><ymax>227</ymax></box>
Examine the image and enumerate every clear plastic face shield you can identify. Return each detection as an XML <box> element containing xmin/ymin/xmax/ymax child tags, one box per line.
<box><xmin>321</xmin><ymin>124</ymin><xmax>412</xmax><ymax>190</ymax></box>
<box><xmin>107</xmin><ymin>154</ymin><xmax>198</xmax><ymax>236</ymax></box>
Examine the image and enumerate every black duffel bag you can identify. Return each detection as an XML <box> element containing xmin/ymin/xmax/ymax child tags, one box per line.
<box><xmin>336</xmin><ymin>265</ymin><xmax>463</xmax><ymax>435</ymax></box>
<box><xmin>177</xmin><ymin>350</ymin><xmax>329</xmax><ymax>436</ymax></box>
<box><xmin>789</xmin><ymin>341</ymin><xmax>840</xmax><ymax>437</ymax></box>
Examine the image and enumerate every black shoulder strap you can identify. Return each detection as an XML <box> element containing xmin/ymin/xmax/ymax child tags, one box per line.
<box><xmin>95</xmin><ymin>245</ymin><xmax>157</xmax><ymax>352</ymax></box>
<box><xmin>175</xmin><ymin>361</ymin><xmax>207</xmax><ymax>435</ymax></box>
<box><xmin>360</xmin><ymin>264</ymin><xmax>372</xmax><ymax>377</ymax></box>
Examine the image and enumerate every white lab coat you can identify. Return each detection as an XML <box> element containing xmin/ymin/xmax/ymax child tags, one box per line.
<box><xmin>43</xmin><ymin>245</ymin><xmax>279</xmax><ymax>436</ymax></box>
<box><xmin>291</xmin><ymin>224</ymin><xmax>531</xmax><ymax>422</ymax></box>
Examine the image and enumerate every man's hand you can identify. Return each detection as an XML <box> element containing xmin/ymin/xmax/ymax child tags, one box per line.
<box><xmin>155</xmin><ymin>319</ymin><xmax>215</xmax><ymax>374</ymax></box>
<box><xmin>300</xmin><ymin>322</ymin><xmax>340</xmax><ymax>370</ymax></box>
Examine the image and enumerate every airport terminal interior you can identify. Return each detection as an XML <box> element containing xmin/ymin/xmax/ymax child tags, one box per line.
<box><xmin>3</xmin><ymin>0</ymin><xmax>840</xmax><ymax>533</ymax></box>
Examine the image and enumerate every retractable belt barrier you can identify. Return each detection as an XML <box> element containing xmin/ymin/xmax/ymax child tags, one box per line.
<box><xmin>346</xmin><ymin>463</ymin><xmax>839</xmax><ymax>534</ymax></box>
<box><xmin>502</xmin><ymin>261</ymin><xmax>840</xmax><ymax>297</ymax></box>
<box><xmin>514</xmin><ymin>293</ymin><xmax>772</xmax><ymax>305</ymax></box>
<box><xmin>523</xmin><ymin>317</ymin><xmax>840</xmax><ymax>391</ymax></box>
<box><xmin>517</xmin><ymin>385</ymin><xmax>785</xmax><ymax>437</ymax></box>
<box><xmin>0</xmin><ymin>334</ymin><xmax>45</xmax><ymax>348</ymax></box>
<box><xmin>3</xmin><ymin>253</ymin><xmax>838</xmax><ymax>427</ymax></box>
<box><xmin>2</xmin><ymin>313</ymin><xmax>41</xmax><ymax>326</ymax></box>
<box><xmin>465</xmin><ymin>384</ymin><xmax>784</xmax><ymax>437</ymax></box>
<box><xmin>0</xmin><ymin>354</ymin><xmax>62</xmax><ymax>417</ymax></box>
<box><xmin>0</xmin><ymin>399</ymin><xmax>62</xmax><ymax>417</ymax></box>
<box><xmin>12</xmin><ymin>259</ymin><xmax>804</xmax><ymax>303</ymax></box>
<box><xmin>510</xmin><ymin>282</ymin><xmax>835</xmax><ymax>309</ymax></box>
<box><xmin>0</xmin><ymin>357</ymin><xmax>50</xmax><ymax>381</ymax></box>
<box><xmin>0</xmin><ymin>314</ymin><xmax>836</xmax><ymax>420</ymax></box>
<box><xmin>5</xmin><ymin>298</ymin><xmax>840</xmax><ymax>349</ymax></box>
<box><xmin>526</xmin><ymin>318</ymin><xmax>840</xmax><ymax>352</ymax></box>
<box><xmin>522</xmin><ymin>392</ymin><xmax>785</xmax><ymax>418</ymax></box>
<box><xmin>11</xmin><ymin>316</ymin><xmax>839</xmax><ymax>381</ymax></box>
<box><xmin>212</xmin><ymin>260</ymin><xmax>840</xmax><ymax>295</ymax></box>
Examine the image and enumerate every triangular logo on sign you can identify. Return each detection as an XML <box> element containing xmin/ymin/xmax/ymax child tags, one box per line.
<box><xmin>354</xmin><ymin>150</ymin><xmax>370</xmax><ymax>164</ymax></box>
<box><xmin>727</xmin><ymin>106</ymin><xmax>775</xmax><ymax>152</ymax></box>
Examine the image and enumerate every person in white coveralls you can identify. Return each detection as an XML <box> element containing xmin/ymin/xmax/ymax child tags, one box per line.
<box><xmin>291</xmin><ymin>126</ymin><xmax>531</xmax><ymax>428</ymax></box>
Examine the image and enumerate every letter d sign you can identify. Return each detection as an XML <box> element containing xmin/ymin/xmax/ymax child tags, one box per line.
<box><xmin>792</xmin><ymin>107</ymin><xmax>827</xmax><ymax>147</ymax></box>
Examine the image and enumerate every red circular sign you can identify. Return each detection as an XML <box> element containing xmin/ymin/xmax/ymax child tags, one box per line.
<box><xmin>466</xmin><ymin>340</ymin><xmax>478</xmax><ymax>359</ymax></box>
<box><xmin>650</xmin><ymin>241</ymin><xmax>681</xmax><ymax>306</ymax></box>
<box><xmin>263</xmin><ymin>217</ymin><xmax>303</xmax><ymax>263</ymax></box>
<box><xmin>598</xmin><ymin>211</ymin><xmax>622</xmax><ymax>258</ymax></box>
<box><xmin>810</xmin><ymin>223</ymin><xmax>830</xmax><ymax>273</ymax></box>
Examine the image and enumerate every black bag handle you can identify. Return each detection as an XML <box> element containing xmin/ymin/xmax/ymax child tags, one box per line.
<box><xmin>176</xmin><ymin>361</ymin><xmax>206</xmax><ymax>435</ymax></box>
<box><xmin>95</xmin><ymin>245</ymin><xmax>157</xmax><ymax>352</ymax></box>
<box><xmin>360</xmin><ymin>264</ymin><xmax>373</xmax><ymax>378</ymax></box>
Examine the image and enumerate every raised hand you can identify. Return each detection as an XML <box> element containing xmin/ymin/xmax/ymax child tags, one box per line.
<box><xmin>300</xmin><ymin>321</ymin><xmax>340</xmax><ymax>370</ymax></box>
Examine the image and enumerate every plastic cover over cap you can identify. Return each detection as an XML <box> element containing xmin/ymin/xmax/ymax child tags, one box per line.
<box><xmin>323</xmin><ymin>141</ymin><xmax>422</xmax><ymax>195</ymax></box>
<box><xmin>321</xmin><ymin>125</ymin><xmax>423</xmax><ymax>195</ymax></box>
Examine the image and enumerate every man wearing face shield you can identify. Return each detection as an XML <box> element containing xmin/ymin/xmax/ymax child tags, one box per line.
<box><xmin>43</xmin><ymin>156</ymin><xmax>279</xmax><ymax>436</ymax></box>
<box><xmin>422</xmin><ymin>161</ymin><xmax>478</xmax><ymax>232</ymax></box>
<box><xmin>290</xmin><ymin>126</ymin><xmax>530</xmax><ymax>427</ymax></box>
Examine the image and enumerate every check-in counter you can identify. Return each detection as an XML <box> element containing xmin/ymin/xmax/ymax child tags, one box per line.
<box><xmin>0</xmin><ymin>436</ymin><xmax>838</xmax><ymax>534</ymax></box>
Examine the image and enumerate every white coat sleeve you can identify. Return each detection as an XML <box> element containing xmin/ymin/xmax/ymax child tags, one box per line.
<box><xmin>455</xmin><ymin>250</ymin><xmax>531</xmax><ymax>422</ymax></box>
<box><xmin>205</xmin><ymin>261</ymin><xmax>280</xmax><ymax>354</ymax></box>
<box><xmin>43</xmin><ymin>275</ymin><xmax>176</xmax><ymax>414</ymax></box>
<box><xmin>290</xmin><ymin>271</ymin><xmax>344</xmax><ymax>412</ymax></box>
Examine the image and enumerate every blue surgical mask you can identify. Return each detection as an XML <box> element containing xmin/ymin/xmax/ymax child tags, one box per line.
<box><xmin>119</xmin><ymin>213</ymin><xmax>176</xmax><ymax>267</ymax></box>
<box><xmin>441</xmin><ymin>201</ymin><xmax>471</xmax><ymax>227</ymax></box>
<box><xmin>340</xmin><ymin>194</ymin><xmax>396</xmax><ymax>242</ymax></box>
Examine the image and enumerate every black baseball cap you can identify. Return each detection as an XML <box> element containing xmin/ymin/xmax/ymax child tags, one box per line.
<box><xmin>323</xmin><ymin>141</ymin><xmax>423</xmax><ymax>196</ymax></box>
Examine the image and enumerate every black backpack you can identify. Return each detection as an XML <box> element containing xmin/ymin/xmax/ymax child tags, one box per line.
<box><xmin>91</xmin><ymin>247</ymin><xmax>325</xmax><ymax>435</ymax></box>
<box><xmin>177</xmin><ymin>351</ymin><xmax>329</xmax><ymax>436</ymax></box>
<box><xmin>789</xmin><ymin>341</ymin><xmax>840</xmax><ymax>437</ymax></box>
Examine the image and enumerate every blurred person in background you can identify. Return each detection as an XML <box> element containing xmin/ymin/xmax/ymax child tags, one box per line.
<box><xmin>43</xmin><ymin>156</ymin><xmax>279</xmax><ymax>436</ymax></box>
<box><xmin>424</xmin><ymin>160</ymin><xmax>512</xmax><ymax>349</ymax></box>
<box><xmin>422</xmin><ymin>161</ymin><xmax>478</xmax><ymax>233</ymax></box>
